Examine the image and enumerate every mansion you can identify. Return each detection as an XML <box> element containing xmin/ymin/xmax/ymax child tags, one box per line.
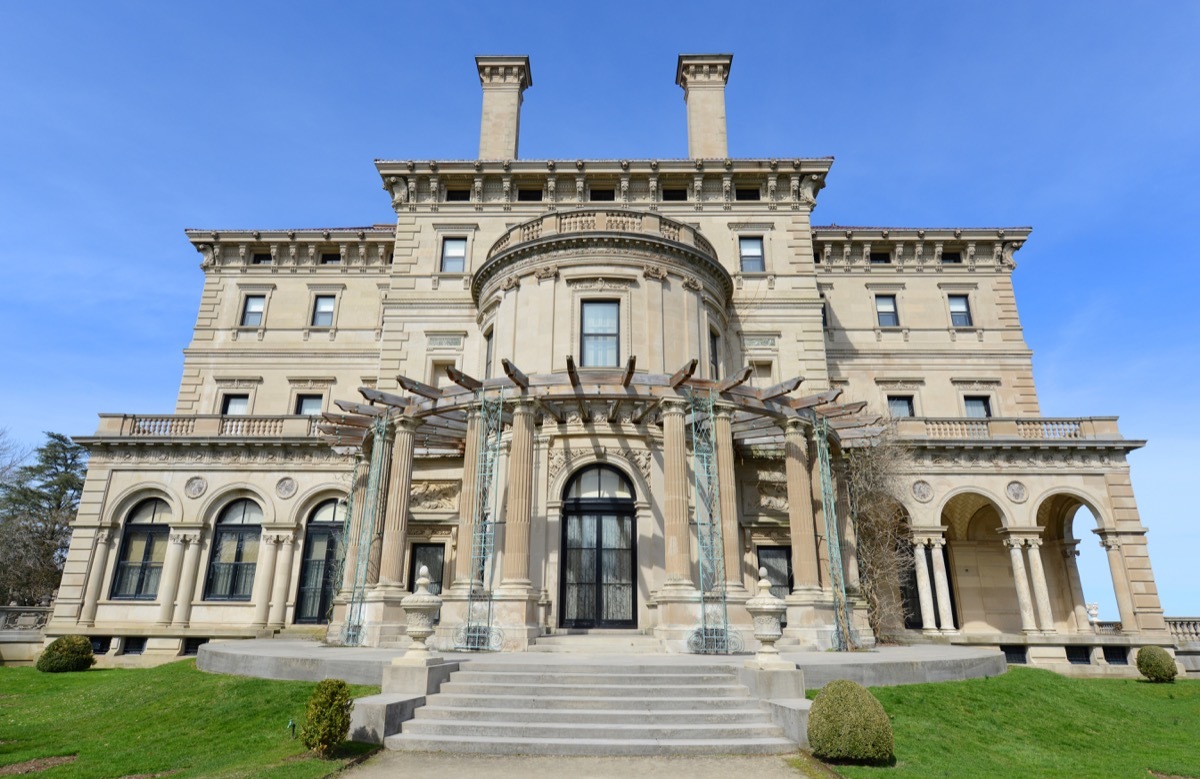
<box><xmin>47</xmin><ymin>54</ymin><xmax>1177</xmax><ymax>671</ymax></box>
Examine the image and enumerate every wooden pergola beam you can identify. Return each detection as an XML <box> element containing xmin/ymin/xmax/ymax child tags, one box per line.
<box><xmin>757</xmin><ymin>376</ymin><xmax>804</xmax><ymax>402</ymax></box>
<box><xmin>535</xmin><ymin>398</ymin><xmax>566</xmax><ymax>424</ymax></box>
<box><xmin>669</xmin><ymin>358</ymin><xmax>698</xmax><ymax>388</ymax></box>
<box><xmin>818</xmin><ymin>401</ymin><xmax>868</xmax><ymax>418</ymax></box>
<box><xmin>607</xmin><ymin>399</ymin><xmax>622</xmax><ymax>423</ymax></box>
<box><xmin>359</xmin><ymin>387</ymin><xmax>410</xmax><ymax>409</ymax></box>
<box><xmin>631</xmin><ymin>398</ymin><xmax>660</xmax><ymax>424</ymax></box>
<box><xmin>717</xmin><ymin>366</ymin><xmax>753</xmax><ymax>393</ymax></box>
<box><xmin>565</xmin><ymin>355</ymin><xmax>581</xmax><ymax>388</ymax></box>
<box><xmin>333</xmin><ymin>400</ymin><xmax>385</xmax><ymax>417</ymax></box>
<box><xmin>502</xmin><ymin>358</ymin><xmax>529</xmax><ymax>390</ymax></box>
<box><xmin>789</xmin><ymin>387</ymin><xmax>843</xmax><ymax>410</ymax></box>
<box><xmin>621</xmin><ymin>355</ymin><xmax>637</xmax><ymax>388</ymax></box>
<box><xmin>396</xmin><ymin>373</ymin><xmax>443</xmax><ymax>400</ymax></box>
<box><xmin>445</xmin><ymin>366</ymin><xmax>482</xmax><ymax>392</ymax></box>
<box><xmin>320</xmin><ymin>412</ymin><xmax>373</xmax><ymax>429</ymax></box>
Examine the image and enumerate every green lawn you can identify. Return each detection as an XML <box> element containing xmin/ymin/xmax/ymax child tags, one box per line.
<box><xmin>0</xmin><ymin>660</ymin><xmax>379</xmax><ymax>779</ymax></box>
<box><xmin>814</xmin><ymin>667</ymin><xmax>1200</xmax><ymax>779</ymax></box>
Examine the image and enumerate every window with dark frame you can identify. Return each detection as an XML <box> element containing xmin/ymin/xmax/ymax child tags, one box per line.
<box><xmin>409</xmin><ymin>544</ymin><xmax>446</xmax><ymax>595</ymax></box>
<box><xmin>887</xmin><ymin>395</ymin><xmax>915</xmax><ymax>418</ymax></box>
<box><xmin>483</xmin><ymin>329</ymin><xmax>494</xmax><ymax>379</ymax></box>
<box><xmin>875</xmin><ymin>295</ymin><xmax>899</xmax><ymax>327</ymax></box>
<box><xmin>869</xmin><ymin>251</ymin><xmax>891</xmax><ymax>265</ymax></box>
<box><xmin>311</xmin><ymin>295</ymin><xmax>335</xmax><ymax>327</ymax></box>
<box><xmin>580</xmin><ymin>300</ymin><xmax>619</xmax><ymax>367</ymax></box>
<box><xmin>251</xmin><ymin>252</ymin><xmax>271</xmax><ymax>265</ymax></box>
<box><xmin>240</xmin><ymin>295</ymin><xmax>265</xmax><ymax>327</ymax></box>
<box><xmin>964</xmin><ymin>396</ymin><xmax>993</xmax><ymax>418</ymax></box>
<box><xmin>517</xmin><ymin>188</ymin><xmax>543</xmax><ymax>202</ymax></box>
<box><xmin>204</xmin><ymin>499</ymin><xmax>262</xmax><ymax>602</ymax></box>
<box><xmin>440</xmin><ymin>237</ymin><xmax>467</xmax><ymax>273</ymax></box>
<box><xmin>941</xmin><ymin>251</ymin><xmax>963</xmax><ymax>264</ymax></box>
<box><xmin>662</xmin><ymin>188</ymin><xmax>688</xmax><ymax>201</ymax></box>
<box><xmin>445</xmin><ymin>189</ymin><xmax>471</xmax><ymax>202</ymax></box>
<box><xmin>709</xmin><ymin>330</ymin><xmax>720</xmax><ymax>379</ymax></box>
<box><xmin>110</xmin><ymin>499</ymin><xmax>171</xmax><ymax>600</ymax></box>
<box><xmin>295</xmin><ymin>394</ymin><xmax>323</xmax><ymax>416</ymax></box>
<box><xmin>589</xmin><ymin>188</ymin><xmax>616</xmax><ymax>201</ymax></box>
<box><xmin>221</xmin><ymin>394</ymin><xmax>249</xmax><ymax>416</ymax></box>
<box><xmin>319</xmin><ymin>252</ymin><xmax>341</xmax><ymax>265</ymax></box>
<box><xmin>738</xmin><ymin>236</ymin><xmax>765</xmax><ymax>272</ymax></box>
<box><xmin>948</xmin><ymin>295</ymin><xmax>973</xmax><ymax>327</ymax></box>
<box><xmin>735</xmin><ymin>188</ymin><xmax>761</xmax><ymax>201</ymax></box>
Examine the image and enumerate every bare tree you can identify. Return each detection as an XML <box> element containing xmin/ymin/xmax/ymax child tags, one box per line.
<box><xmin>0</xmin><ymin>428</ymin><xmax>28</xmax><ymax>485</ymax></box>
<box><xmin>843</xmin><ymin>435</ymin><xmax>915</xmax><ymax>643</ymax></box>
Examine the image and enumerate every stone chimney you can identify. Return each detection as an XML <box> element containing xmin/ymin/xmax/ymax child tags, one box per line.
<box><xmin>476</xmin><ymin>55</ymin><xmax>532</xmax><ymax>160</ymax></box>
<box><xmin>675</xmin><ymin>54</ymin><xmax>733</xmax><ymax>159</ymax></box>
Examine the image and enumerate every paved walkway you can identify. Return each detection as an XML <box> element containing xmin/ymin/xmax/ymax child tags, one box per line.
<box><xmin>341</xmin><ymin>752</ymin><xmax>808</xmax><ymax>779</ymax></box>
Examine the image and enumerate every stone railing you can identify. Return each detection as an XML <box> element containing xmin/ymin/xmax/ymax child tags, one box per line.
<box><xmin>895</xmin><ymin>417</ymin><xmax>1122</xmax><ymax>443</ymax></box>
<box><xmin>94</xmin><ymin>414</ymin><xmax>320</xmax><ymax>439</ymax></box>
<box><xmin>1094</xmin><ymin>621</ymin><xmax>1123</xmax><ymax>634</ymax></box>
<box><xmin>0</xmin><ymin>605</ymin><xmax>51</xmax><ymax>632</ymax></box>
<box><xmin>486</xmin><ymin>208</ymin><xmax>718</xmax><ymax>262</ymax></box>
<box><xmin>1167</xmin><ymin>617</ymin><xmax>1200</xmax><ymax>643</ymax></box>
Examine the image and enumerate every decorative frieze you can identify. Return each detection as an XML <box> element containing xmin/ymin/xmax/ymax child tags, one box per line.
<box><xmin>410</xmin><ymin>480</ymin><xmax>460</xmax><ymax>511</ymax></box>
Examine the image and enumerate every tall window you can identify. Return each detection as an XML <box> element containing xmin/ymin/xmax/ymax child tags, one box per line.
<box><xmin>580</xmin><ymin>301</ymin><xmax>619</xmax><ymax>367</ymax></box>
<box><xmin>221</xmin><ymin>394</ymin><xmax>249</xmax><ymax>415</ymax></box>
<box><xmin>440</xmin><ymin>238</ymin><xmax>467</xmax><ymax>273</ymax></box>
<box><xmin>708</xmin><ymin>330</ymin><xmax>720</xmax><ymax>379</ymax></box>
<box><xmin>205</xmin><ymin>499</ymin><xmax>262</xmax><ymax>601</ymax></box>
<box><xmin>875</xmin><ymin>295</ymin><xmax>899</xmax><ymax>327</ymax></box>
<box><xmin>964</xmin><ymin>396</ymin><xmax>992</xmax><ymax>418</ymax></box>
<box><xmin>110</xmin><ymin>499</ymin><xmax>171</xmax><ymax>600</ymax></box>
<box><xmin>311</xmin><ymin>295</ymin><xmax>335</xmax><ymax>327</ymax></box>
<box><xmin>240</xmin><ymin>295</ymin><xmax>265</xmax><ymax>327</ymax></box>
<box><xmin>948</xmin><ymin>295</ymin><xmax>973</xmax><ymax>327</ymax></box>
<box><xmin>887</xmin><ymin>395</ymin><xmax>915</xmax><ymax>418</ymax></box>
<box><xmin>295</xmin><ymin>498</ymin><xmax>346</xmax><ymax>624</ymax></box>
<box><xmin>483</xmin><ymin>329</ymin><xmax>494</xmax><ymax>379</ymax></box>
<box><xmin>295</xmin><ymin>394</ymin><xmax>323</xmax><ymax>416</ymax></box>
<box><xmin>739</xmin><ymin>237</ymin><xmax>765</xmax><ymax>272</ymax></box>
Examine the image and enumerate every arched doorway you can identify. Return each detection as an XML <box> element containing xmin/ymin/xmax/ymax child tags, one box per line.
<box><xmin>295</xmin><ymin>498</ymin><xmax>347</xmax><ymax>624</ymax></box>
<box><xmin>559</xmin><ymin>465</ymin><xmax>637</xmax><ymax>629</ymax></box>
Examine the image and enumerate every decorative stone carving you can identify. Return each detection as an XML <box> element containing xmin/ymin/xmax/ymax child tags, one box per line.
<box><xmin>184</xmin><ymin>476</ymin><xmax>208</xmax><ymax>499</ymax></box>
<box><xmin>743</xmin><ymin>481</ymin><xmax>789</xmax><ymax>514</ymax></box>
<box><xmin>642</xmin><ymin>264</ymin><xmax>668</xmax><ymax>280</ymax></box>
<box><xmin>745</xmin><ymin>567</ymin><xmax>788</xmax><ymax>668</ymax></box>
<box><xmin>410</xmin><ymin>481</ymin><xmax>460</xmax><ymax>511</ymax></box>
<box><xmin>533</xmin><ymin>265</ymin><xmax>558</xmax><ymax>280</ymax></box>
<box><xmin>275</xmin><ymin>477</ymin><xmax>298</xmax><ymax>499</ymax></box>
<box><xmin>912</xmin><ymin>480</ymin><xmax>934</xmax><ymax>503</ymax></box>
<box><xmin>682</xmin><ymin>276</ymin><xmax>703</xmax><ymax>291</ymax></box>
<box><xmin>1006</xmin><ymin>480</ymin><xmax>1028</xmax><ymax>503</ymax></box>
<box><xmin>500</xmin><ymin>274</ymin><xmax>520</xmax><ymax>291</ymax></box>
<box><xmin>564</xmin><ymin>277</ymin><xmax>635</xmax><ymax>291</ymax></box>
<box><xmin>401</xmin><ymin>565</ymin><xmax>442</xmax><ymax>659</ymax></box>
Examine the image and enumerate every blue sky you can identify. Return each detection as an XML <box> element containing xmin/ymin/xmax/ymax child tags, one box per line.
<box><xmin>1</xmin><ymin>2</ymin><xmax>1197</xmax><ymax>616</ymax></box>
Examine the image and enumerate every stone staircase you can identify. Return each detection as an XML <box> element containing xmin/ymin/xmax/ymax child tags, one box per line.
<box><xmin>527</xmin><ymin>630</ymin><xmax>665</xmax><ymax>654</ymax></box>
<box><xmin>385</xmin><ymin>659</ymin><xmax>797</xmax><ymax>755</ymax></box>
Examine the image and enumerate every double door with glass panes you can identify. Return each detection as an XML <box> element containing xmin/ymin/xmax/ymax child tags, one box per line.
<box><xmin>560</xmin><ymin>512</ymin><xmax>636</xmax><ymax>628</ymax></box>
<box><xmin>295</xmin><ymin>526</ymin><xmax>343</xmax><ymax>624</ymax></box>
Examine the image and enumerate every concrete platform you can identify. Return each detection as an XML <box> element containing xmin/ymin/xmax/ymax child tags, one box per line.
<box><xmin>197</xmin><ymin>638</ymin><xmax>1007</xmax><ymax>689</ymax></box>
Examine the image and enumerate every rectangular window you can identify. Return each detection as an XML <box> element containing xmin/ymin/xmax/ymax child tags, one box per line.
<box><xmin>964</xmin><ymin>396</ymin><xmax>992</xmax><ymax>418</ymax></box>
<box><xmin>409</xmin><ymin>544</ymin><xmax>446</xmax><ymax>595</ymax></box>
<box><xmin>869</xmin><ymin>251</ymin><xmax>891</xmax><ymax>265</ymax></box>
<box><xmin>580</xmin><ymin>301</ymin><xmax>619</xmax><ymax>367</ymax></box>
<box><xmin>517</xmin><ymin>188</ymin><xmax>543</xmax><ymax>202</ymax></box>
<box><xmin>251</xmin><ymin>252</ymin><xmax>271</xmax><ymax>265</ymax></box>
<box><xmin>735</xmin><ymin>188</ymin><xmax>761</xmax><ymax>201</ymax></box>
<box><xmin>942</xmin><ymin>251</ymin><xmax>963</xmax><ymax>264</ymax></box>
<box><xmin>295</xmin><ymin>394</ymin><xmax>323</xmax><ymax>416</ymax></box>
<box><xmin>757</xmin><ymin>546</ymin><xmax>793</xmax><ymax>601</ymax></box>
<box><xmin>708</xmin><ymin>330</ymin><xmax>720</xmax><ymax>379</ymax></box>
<box><xmin>875</xmin><ymin>295</ymin><xmax>899</xmax><ymax>327</ymax></box>
<box><xmin>739</xmin><ymin>237</ymin><xmax>765</xmax><ymax>272</ymax></box>
<box><xmin>750</xmin><ymin>360</ymin><xmax>773</xmax><ymax>387</ymax></box>
<box><xmin>445</xmin><ymin>189</ymin><xmax>471</xmax><ymax>202</ymax></box>
<box><xmin>484</xmin><ymin>330</ymin><xmax>494</xmax><ymax>380</ymax></box>
<box><xmin>887</xmin><ymin>395</ymin><xmax>915</xmax><ymax>418</ymax></box>
<box><xmin>221</xmin><ymin>394</ymin><xmax>249</xmax><ymax>415</ymax></box>
<box><xmin>311</xmin><ymin>295</ymin><xmax>335</xmax><ymax>327</ymax></box>
<box><xmin>662</xmin><ymin>188</ymin><xmax>688</xmax><ymax>201</ymax></box>
<box><xmin>589</xmin><ymin>189</ymin><xmax>615</xmax><ymax>201</ymax></box>
<box><xmin>949</xmin><ymin>295</ymin><xmax>973</xmax><ymax>327</ymax></box>
<box><xmin>319</xmin><ymin>252</ymin><xmax>341</xmax><ymax>265</ymax></box>
<box><xmin>440</xmin><ymin>237</ymin><xmax>467</xmax><ymax>273</ymax></box>
<box><xmin>240</xmin><ymin>295</ymin><xmax>265</xmax><ymax>327</ymax></box>
<box><xmin>122</xmin><ymin>637</ymin><xmax>147</xmax><ymax>656</ymax></box>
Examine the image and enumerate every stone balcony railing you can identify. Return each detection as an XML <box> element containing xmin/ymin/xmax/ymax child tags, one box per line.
<box><xmin>93</xmin><ymin>414</ymin><xmax>322</xmax><ymax>439</ymax></box>
<box><xmin>893</xmin><ymin>417</ymin><xmax>1123</xmax><ymax>442</ymax></box>
<box><xmin>0</xmin><ymin>605</ymin><xmax>51</xmax><ymax>632</ymax></box>
<box><xmin>486</xmin><ymin>208</ymin><xmax>718</xmax><ymax>261</ymax></box>
<box><xmin>1167</xmin><ymin>617</ymin><xmax>1200</xmax><ymax>644</ymax></box>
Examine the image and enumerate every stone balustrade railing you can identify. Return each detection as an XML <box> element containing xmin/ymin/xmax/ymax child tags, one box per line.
<box><xmin>1167</xmin><ymin>617</ymin><xmax>1200</xmax><ymax>643</ymax></box>
<box><xmin>486</xmin><ymin>208</ymin><xmax>718</xmax><ymax>261</ymax></box>
<box><xmin>1093</xmin><ymin>620</ymin><xmax>1123</xmax><ymax>634</ymax></box>
<box><xmin>94</xmin><ymin>414</ymin><xmax>321</xmax><ymax>439</ymax></box>
<box><xmin>0</xmin><ymin>605</ymin><xmax>51</xmax><ymax>632</ymax></box>
<box><xmin>894</xmin><ymin>417</ymin><xmax>1123</xmax><ymax>442</ymax></box>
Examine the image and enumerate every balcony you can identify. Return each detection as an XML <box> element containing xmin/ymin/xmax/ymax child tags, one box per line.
<box><xmin>893</xmin><ymin>417</ymin><xmax>1126</xmax><ymax>443</ymax></box>
<box><xmin>91</xmin><ymin>414</ymin><xmax>321</xmax><ymax>440</ymax></box>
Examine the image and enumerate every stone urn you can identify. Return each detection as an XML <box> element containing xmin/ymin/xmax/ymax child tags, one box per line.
<box><xmin>400</xmin><ymin>565</ymin><xmax>442</xmax><ymax>658</ymax></box>
<box><xmin>744</xmin><ymin>566</ymin><xmax>787</xmax><ymax>665</ymax></box>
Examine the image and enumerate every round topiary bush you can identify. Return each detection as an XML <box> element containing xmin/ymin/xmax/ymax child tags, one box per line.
<box><xmin>807</xmin><ymin>679</ymin><xmax>894</xmax><ymax>764</ymax></box>
<box><xmin>36</xmin><ymin>635</ymin><xmax>95</xmax><ymax>673</ymax></box>
<box><xmin>301</xmin><ymin>678</ymin><xmax>352</xmax><ymax>757</ymax></box>
<box><xmin>1136</xmin><ymin>645</ymin><xmax>1177</xmax><ymax>683</ymax></box>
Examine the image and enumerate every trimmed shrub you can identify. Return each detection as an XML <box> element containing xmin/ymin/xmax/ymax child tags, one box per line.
<box><xmin>36</xmin><ymin>635</ymin><xmax>96</xmax><ymax>673</ymax></box>
<box><xmin>1136</xmin><ymin>646</ymin><xmax>1177</xmax><ymax>683</ymax></box>
<box><xmin>808</xmin><ymin>679</ymin><xmax>894</xmax><ymax>764</ymax></box>
<box><xmin>301</xmin><ymin>679</ymin><xmax>352</xmax><ymax>757</ymax></box>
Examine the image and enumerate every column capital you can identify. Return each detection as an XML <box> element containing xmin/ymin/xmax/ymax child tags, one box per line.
<box><xmin>713</xmin><ymin>403</ymin><xmax>736</xmax><ymax>420</ymax></box>
<box><xmin>95</xmin><ymin>528</ymin><xmax>114</xmax><ymax>545</ymax></box>
<box><xmin>785</xmin><ymin>417</ymin><xmax>811</xmax><ymax>434</ymax></box>
<box><xmin>394</xmin><ymin>414</ymin><xmax>422</xmax><ymax>433</ymax></box>
<box><xmin>660</xmin><ymin>397</ymin><xmax>688</xmax><ymax>414</ymax></box>
<box><xmin>169</xmin><ymin>531</ymin><xmax>201</xmax><ymax>545</ymax></box>
<box><xmin>1025</xmin><ymin>537</ymin><xmax>1043</xmax><ymax>549</ymax></box>
<box><xmin>1002</xmin><ymin>537</ymin><xmax>1025</xmax><ymax>551</ymax></box>
<box><xmin>928</xmin><ymin>537</ymin><xmax>947</xmax><ymax>550</ymax></box>
<box><xmin>263</xmin><ymin>531</ymin><xmax>295</xmax><ymax>545</ymax></box>
<box><xmin>911</xmin><ymin>537</ymin><xmax>929</xmax><ymax>550</ymax></box>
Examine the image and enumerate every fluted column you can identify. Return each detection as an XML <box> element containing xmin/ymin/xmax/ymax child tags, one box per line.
<box><xmin>172</xmin><ymin>532</ymin><xmax>202</xmax><ymax>627</ymax></box>
<box><xmin>662</xmin><ymin>399</ymin><xmax>693</xmax><ymax>587</ymax></box>
<box><xmin>808</xmin><ymin>427</ymin><xmax>832</xmax><ymax>588</ymax></box>
<box><xmin>1005</xmin><ymin>537</ymin><xmax>1038</xmax><ymax>633</ymax></box>
<box><xmin>1100</xmin><ymin>533</ymin><xmax>1138</xmax><ymax>631</ymax></box>
<box><xmin>929</xmin><ymin>538</ymin><xmax>955</xmax><ymax>631</ymax></box>
<box><xmin>79</xmin><ymin>528</ymin><xmax>114</xmax><ymax>627</ymax></box>
<box><xmin>155</xmin><ymin>532</ymin><xmax>189</xmax><ymax>626</ymax></box>
<box><xmin>378</xmin><ymin>417</ymin><xmax>417</xmax><ymax>588</ymax></box>
<box><xmin>269</xmin><ymin>532</ymin><xmax>296</xmax><ymax>627</ymax></box>
<box><xmin>713</xmin><ymin>406</ymin><xmax>744</xmax><ymax>592</ymax></box>
<box><xmin>366</xmin><ymin>425</ymin><xmax>395</xmax><ymax>586</ymax></box>
<box><xmin>501</xmin><ymin>402</ymin><xmax>535</xmax><ymax>588</ymax></box>
<box><xmin>835</xmin><ymin>464</ymin><xmax>860</xmax><ymax>590</ymax></box>
<box><xmin>912</xmin><ymin>539</ymin><xmax>936</xmax><ymax>631</ymax></box>
<box><xmin>784</xmin><ymin>420</ymin><xmax>819</xmax><ymax>590</ymax></box>
<box><xmin>451</xmin><ymin>408</ymin><xmax>482</xmax><ymax>589</ymax></box>
<box><xmin>340</xmin><ymin>456</ymin><xmax>370</xmax><ymax>593</ymax></box>
<box><xmin>1025</xmin><ymin>538</ymin><xmax>1054</xmax><ymax>632</ymax></box>
<box><xmin>252</xmin><ymin>534</ymin><xmax>281</xmax><ymax>627</ymax></box>
<box><xmin>1061</xmin><ymin>542</ymin><xmax>1091</xmax><ymax>632</ymax></box>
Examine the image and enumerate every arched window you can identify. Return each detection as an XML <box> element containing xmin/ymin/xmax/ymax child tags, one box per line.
<box><xmin>205</xmin><ymin>498</ymin><xmax>262</xmax><ymax>601</ymax></box>
<box><xmin>295</xmin><ymin>498</ymin><xmax>347</xmax><ymax>624</ymax></box>
<box><xmin>111</xmin><ymin>498</ymin><xmax>172</xmax><ymax>600</ymax></box>
<box><xmin>560</xmin><ymin>465</ymin><xmax>637</xmax><ymax>629</ymax></box>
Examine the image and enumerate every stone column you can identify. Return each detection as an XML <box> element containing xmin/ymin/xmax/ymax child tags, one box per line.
<box><xmin>501</xmin><ymin>402</ymin><xmax>535</xmax><ymax>589</ymax></box>
<box><xmin>269</xmin><ymin>533</ymin><xmax>296</xmax><ymax>627</ymax></box>
<box><xmin>79</xmin><ymin>529</ymin><xmax>113</xmax><ymax>627</ymax></box>
<box><xmin>1004</xmin><ymin>537</ymin><xmax>1038</xmax><ymax>633</ymax></box>
<box><xmin>912</xmin><ymin>539</ymin><xmax>936</xmax><ymax>631</ymax></box>
<box><xmin>1061</xmin><ymin>542</ymin><xmax>1092</xmax><ymax>632</ymax></box>
<box><xmin>340</xmin><ymin>456</ymin><xmax>370</xmax><ymax>593</ymax></box>
<box><xmin>155</xmin><ymin>532</ymin><xmax>189</xmax><ymax>626</ymax></box>
<box><xmin>808</xmin><ymin>427</ymin><xmax>832</xmax><ymax>588</ymax></box>
<box><xmin>366</xmin><ymin>425</ymin><xmax>396</xmax><ymax>587</ymax></box>
<box><xmin>784</xmin><ymin>420</ymin><xmax>819</xmax><ymax>590</ymax></box>
<box><xmin>252</xmin><ymin>534</ymin><xmax>280</xmax><ymax>628</ymax></box>
<box><xmin>712</xmin><ymin>406</ymin><xmax>744</xmax><ymax>592</ymax></box>
<box><xmin>1025</xmin><ymin>538</ymin><xmax>1054</xmax><ymax>632</ymax></box>
<box><xmin>835</xmin><ymin>464</ymin><xmax>861</xmax><ymax>590</ymax></box>
<box><xmin>172</xmin><ymin>533</ymin><xmax>202</xmax><ymax>627</ymax></box>
<box><xmin>929</xmin><ymin>537</ymin><xmax>955</xmax><ymax>631</ymax></box>
<box><xmin>1100</xmin><ymin>534</ymin><xmax>1138</xmax><ymax>631</ymax></box>
<box><xmin>451</xmin><ymin>408</ymin><xmax>482</xmax><ymax>590</ymax></box>
<box><xmin>378</xmin><ymin>417</ymin><xmax>417</xmax><ymax>589</ymax></box>
<box><xmin>662</xmin><ymin>399</ymin><xmax>693</xmax><ymax>588</ymax></box>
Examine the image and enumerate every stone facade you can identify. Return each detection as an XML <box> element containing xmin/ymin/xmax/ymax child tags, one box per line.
<box><xmin>47</xmin><ymin>54</ymin><xmax>1173</xmax><ymax>672</ymax></box>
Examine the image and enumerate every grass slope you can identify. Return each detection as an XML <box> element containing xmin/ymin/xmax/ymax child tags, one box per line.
<box><xmin>829</xmin><ymin>667</ymin><xmax>1200</xmax><ymax>779</ymax></box>
<box><xmin>0</xmin><ymin>660</ymin><xmax>378</xmax><ymax>779</ymax></box>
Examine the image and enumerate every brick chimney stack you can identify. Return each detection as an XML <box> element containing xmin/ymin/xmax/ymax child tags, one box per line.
<box><xmin>476</xmin><ymin>55</ymin><xmax>532</xmax><ymax>160</ymax></box>
<box><xmin>675</xmin><ymin>54</ymin><xmax>733</xmax><ymax>159</ymax></box>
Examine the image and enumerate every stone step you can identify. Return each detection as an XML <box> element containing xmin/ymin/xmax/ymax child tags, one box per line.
<box><xmin>437</xmin><ymin>681</ymin><xmax>749</xmax><ymax>698</ymax></box>
<box><xmin>427</xmin><ymin>693</ymin><xmax>758</xmax><ymax>711</ymax></box>
<box><xmin>412</xmin><ymin>705</ymin><xmax>768</xmax><ymax>724</ymax></box>
<box><xmin>449</xmin><ymin>671</ymin><xmax>737</xmax><ymax>686</ymax></box>
<box><xmin>385</xmin><ymin>733</ymin><xmax>797</xmax><ymax>756</ymax></box>
<box><xmin>529</xmin><ymin>635</ymin><xmax>665</xmax><ymax>654</ymax></box>
<box><xmin>400</xmin><ymin>719</ymin><xmax>786</xmax><ymax>741</ymax></box>
<box><xmin>461</xmin><ymin>661</ymin><xmax>737</xmax><ymax>675</ymax></box>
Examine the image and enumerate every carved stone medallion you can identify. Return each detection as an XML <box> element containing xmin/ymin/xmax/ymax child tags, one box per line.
<box><xmin>184</xmin><ymin>476</ymin><xmax>208</xmax><ymax>499</ymax></box>
<box><xmin>276</xmin><ymin>477</ymin><xmax>299</xmax><ymax>500</ymax></box>
<box><xmin>1006</xmin><ymin>480</ymin><xmax>1028</xmax><ymax>503</ymax></box>
<box><xmin>912</xmin><ymin>480</ymin><xmax>934</xmax><ymax>503</ymax></box>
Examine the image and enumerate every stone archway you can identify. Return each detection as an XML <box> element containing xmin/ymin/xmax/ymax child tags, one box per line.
<box><xmin>941</xmin><ymin>492</ymin><xmax>1019</xmax><ymax>635</ymax></box>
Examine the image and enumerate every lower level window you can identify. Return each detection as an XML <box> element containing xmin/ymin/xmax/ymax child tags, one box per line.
<box><xmin>887</xmin><ymin>395</ymin><xmax>915</xmax><ymax>418</ymax></box>
<box><xmin>205</xmin><ymin>499</ymin><xmax>262</xmax><ymax>601</ymax></box>
<box><xmin>581</xmin><ymin>301</ymin><xmax>619</xmax><ymax>367</ymax></box>
<box><xmin>964</xmin><ymin>396</ymin><xmax>993</xmax><ymax>418</ymax></box>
